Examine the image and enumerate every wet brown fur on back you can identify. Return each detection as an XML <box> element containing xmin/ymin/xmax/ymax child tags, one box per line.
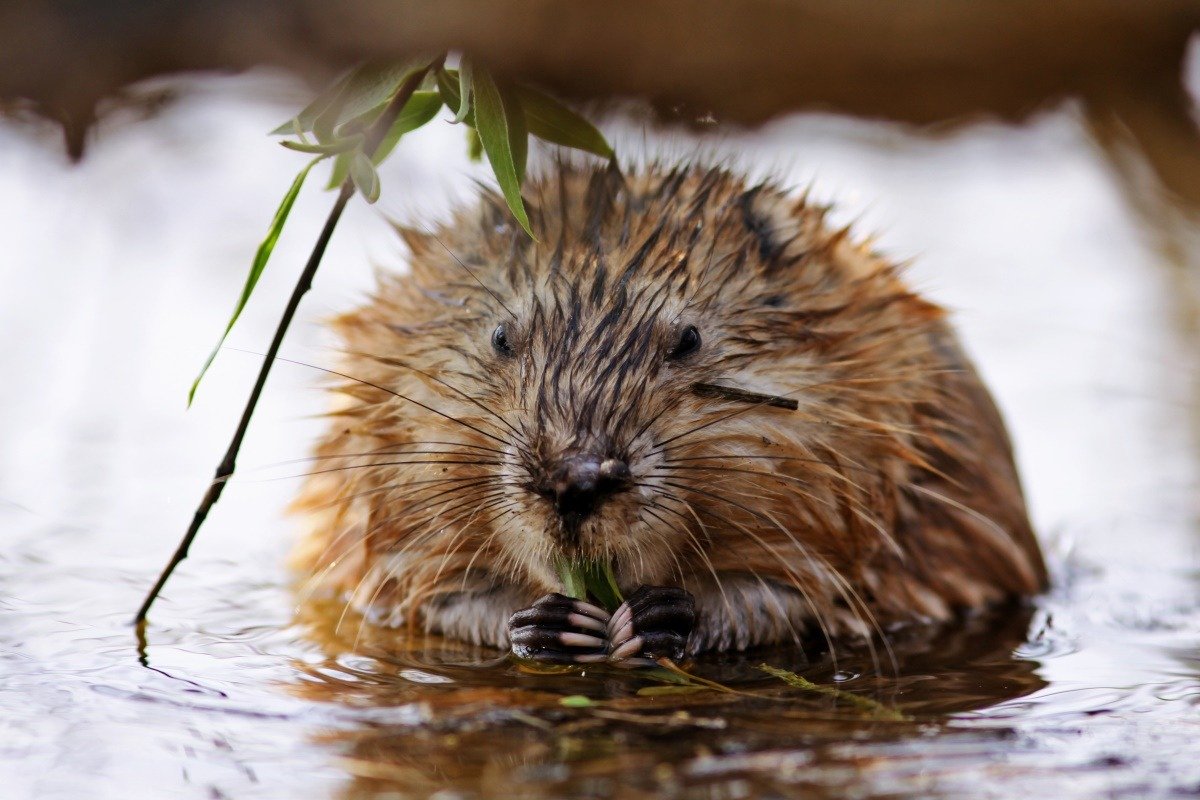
<box><xmin>291</xmin><ymin>162</ymin><xmax>1047</xmax><ymax>653</ymax></box>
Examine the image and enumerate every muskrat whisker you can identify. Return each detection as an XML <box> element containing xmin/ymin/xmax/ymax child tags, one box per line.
<box><xmin>268</xmin><ymin>354</ymin><xmax>514</xmax><ymax>447</ymax></box>
<box><xmin>371</xmin><ymin>492</ymin><xmax>513</xmax><ymax>582</ymax></box>
<box><xmin>683</xmin><ymin>474</ymin><xmax>895</xmax><ymax>675</ymax></box>
<box><xmin>653</xmin><ymin>367</ymin><xmax>946</xmax><ymax>452</ymax></box>
<box><xmin>430</xmin><ymin>232</ymin><xmax>518</xmax><ymax>319</ymax></box>
<box><xmin>351</xmin><ymin>556</ymin><xmax>408</xmax><ymax>651</ymax></box>
<box><xmin>275</xmin><ymin>458</ymin><xmax>502</xmax><ymax>481</ymax></box>
<box><xmin>696</xmin><ymin>480</ymin><xmax>897</xmax><ymax>677</ymax></box>
<box><xmin>641</xmin><ymin>507</ymin><xmax>684</xmax><ymax>580</ymax></box>
<box><xmin>351</xmin><ymin>483</ymin><xmax>506</xmax><ymax>555</ymax></box>
<box><xmin>629</xmin><ymin>400</ymin><xmax>676</xmax><ymax>447</ymax></box>
<box><xmin>423</xmin><ymin>494</ymin><xmax>514</xmax><ymax>618</ymax></box>
<box><xmin>667</xmin><ymin>489</ymin><xmax>822</xmax><ymax>660</ymax></box>
<box><xmin>387</xmin><ymin>483</ymin><xmax>510</xmax><ymax>530</ymax></box>
<box><xmin>335</xmin><ymin>556</ymin><xmax>386</xmax><ymax>640</ymax></box>
<box><xmin>658</xmin><ymin>479</ymin><xmax>842</xmax><ymax>664</ymax></box>
<box><xmin>255</xmin><ymin>440</ymin><xmax>510</xmax><ymax>470</ymax></box>
<box><xmin>642</xmin><ymin>499</ymin><xmax>737</xmax><ymax>626</ymax></box>
<box><xmin>298</xmin><ymin>511</ymin><xmax>411</xmax><ymax>610</ymax></box>
<box><xmin>661</xmin><ymin>453</ymin><xmax>874</xmax><ymax>480</ymax></box>
<box><xmin>456</xmin><ymin>505</ymin><xmax>521</xmax><ymax>594</ymax></box>
<box><xmin>343</xmin><ymin>489</ymin><xmax>516</xmax><ymax>634</ymax></box>
<box><xmin>352</xmin><ymin>349</ymin><xmax>525</xmax><ymax>441</ymax></box>
<box><xmin>302</xmin><ymin>474</ymin><xmax>516</xmax><ymax>514</ymax></box>
<box><xmin>653</xmin><ymin>464</ymin><xmax>836</xmax><ymax>511</ymax></box>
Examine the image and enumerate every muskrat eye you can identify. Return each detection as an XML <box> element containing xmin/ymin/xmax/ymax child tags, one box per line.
<box><xmin>667</xmin><ymin>325</ymin><xmax>701</xmax><ymax>361</ymax></box>
<box><xmin>491</xmin><ymin>323</ymin><xmax>515</xmax><ymax>357</ymax></box>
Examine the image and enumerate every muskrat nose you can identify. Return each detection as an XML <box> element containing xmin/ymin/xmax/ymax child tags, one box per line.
<box><xmin>548</xmin><ymin>453</ymin><xmax>631</xmax><ymax>520</ymax></box>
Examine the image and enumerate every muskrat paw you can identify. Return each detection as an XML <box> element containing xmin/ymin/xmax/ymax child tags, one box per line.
<box><xmin>606</xmin><ymin>586</ymin><xmax>696</xmax><ymax>668</ymax></box>
<box><xmin>508</xmin><ymin>593</ymin><xmax>612</xmax><ymax>664</ymax></box>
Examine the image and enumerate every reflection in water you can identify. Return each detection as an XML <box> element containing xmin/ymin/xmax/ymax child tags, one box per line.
<box><xmin>290</xmin><ymin>595</ymin><xmax>1045</xmax><ymax>798</ymax></box>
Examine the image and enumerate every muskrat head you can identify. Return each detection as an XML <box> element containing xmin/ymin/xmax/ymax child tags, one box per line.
<box><xmin>412</xmin><ymin>164</ymin><xmax>844</xmax><ymax>592</ymax></box>
<box><xmin>303</xmin><ymin>162</ymin><xmax>1040</xmax><ymax>621</ymax></box>
<box><xmin>484</xmin><ymin>280</ymin><xmax>708</xmax><ymax>581</ymax></box>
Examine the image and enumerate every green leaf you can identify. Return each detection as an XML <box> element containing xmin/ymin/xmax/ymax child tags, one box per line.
<box><xmin>279</xmin><ymin>137</ymin><xmax>362</xmax><ymax>156</ymax></box>
<box><xmin>323</xmin><ymin>90</ymin><xmax>443</xmax><ymax>191</ymax></box>
<box><xmin>331</xmin><ymin>105</ymin><xmax>385</xmax><ymax>141</ymax></box>
<box><xmin>350</xmin><ymin>151</ymin><xmax>381</xmax><ymax>203</ymax></box>
<box><xmin>555</xmin><ymin>559</ymin><xmax>624</xmax><ymax>611</ymax></box>
<box><xmin>270</xmin><ymin>70</ymin><xmax>355</xmax><ymax>135</ymax></box>
<box><xmin>585</xmin><ymin>560</ymin><xmax>624</xmax><ymax>610</ymax></box>
<box><xmin>472</xmin><ymin>68</ymin><xmax>533</xmax><ymax>237</ymax></box>
<box><xmin>466</xmin><ymin>127</ymin><xmax>483</xmax><ymax>162</ymax></box>
<box><xmin>189</xmin><ymin>158</ymin><xmax>321</xmax><ymax>405</ymax></box>
<box><xmin>557</xmin><ymin>559</ymin><xmax>588</xmax><ymax>601</ymax></box>
<box><xmin>452</xmin><ymin>60</ymin><xmax>473</xmax><ymax>123</ymax></box>
<box><xmin>326</xmin><ymin>152</ymin><xmax>352</xmax><ymax>191</ymax></box>
<box><xmin>277</xmin><ymin>60</ymin><xmax>429</xmax><ymax>141</ymax></box>
<box><xmin>559</xmin><ymin>695</ymin><xmax>595</xmax><ymax>708</ymax></box>
<box><xmin>370</xmin><ymin>90</ymin><xmax>444</xmax><ymax>164</ymax></box>
<box><xmin>517</xmin><ymin>86</ymin><xmax>614</xmax><ymax>159</ymax></box>
<box><xmin>436</xmin><ymin>68</ymin><xmax>475</xmax><ymax>127</ymax></box>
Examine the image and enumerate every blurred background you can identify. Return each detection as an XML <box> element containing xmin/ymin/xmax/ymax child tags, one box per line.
<box><xmin>2</xmin><ymin>4</ymin><xmax>1200</xmax><ymax>799</ymax></box>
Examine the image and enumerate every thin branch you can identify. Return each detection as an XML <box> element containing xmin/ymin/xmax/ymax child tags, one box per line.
<box><xmin>691</xmin><ymin>382</ymin><xmax>800</xmax><ymax>411</ymax></box>
<box><xmin>133</xmin><ymin>60</ymin><xmax>440</xmax><ymax>628</ymax></box>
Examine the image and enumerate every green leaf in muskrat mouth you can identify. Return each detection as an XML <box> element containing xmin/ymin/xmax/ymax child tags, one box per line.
<box><xmin>555</xmin><ymin>558</ymin><xmax>624</xmax><ymax>612</ymax></box>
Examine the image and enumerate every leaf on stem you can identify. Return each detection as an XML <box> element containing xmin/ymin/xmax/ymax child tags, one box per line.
<box><xmin>350</xmin><ymin>152</ymin><xmax>381</xmax><ymax>203</ymax></box>
<box><xmin>280</xmin><ymin>137</ymin><xmax>363</xmax><ymax>156</ymax></box>
<box><xmin>518</xmin><ymin>86</ymin><xmax>614</xmax><ymax>159</ymax></box>
<box><xmin>274</xmin><ymin>60</ymin><xmax>430</xmax><ymax>139</ymax></box>
<box><xmin>188</xmin><ymin>157</ymin><xmax>321</xmax><ymax>405</ymax></box>
<box><xmin>435</xmin><ymin>68</ymin><xmax>474</xmax><ymax>126</ymax></box>
<box><xmin>324</xmin><ymin>90</ymin><xmax>444</xmax><ymax>190</ymax></box>
<box><xmin>270</xmin><ymin>70</ymin><xmax>354</xmax><ymax>135</ymax></box>
<box><xmin>466</xmin><ymin>127</ymin><xmax>483</xmax><ymax>161</ymax></box>
<box><xmin>370</xmin><ymin>91</ymin><xmax>444</xmax><ymax>164</ymax></box>
<box><xmin>472</xmin><ymin>67</ymin><xmax>534</xmax><ymax>238</ymax></box>
<box><xmin>452</xmin><ymin>60</ymin><xmax>474</xmax><ymax>123</ymax></box>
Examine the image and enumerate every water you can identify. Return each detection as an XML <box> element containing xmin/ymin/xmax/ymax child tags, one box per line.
<box><xmin>1</xmin><ymin>71</ymin><xmax>1198</xmax><ymax>799</ymax></box>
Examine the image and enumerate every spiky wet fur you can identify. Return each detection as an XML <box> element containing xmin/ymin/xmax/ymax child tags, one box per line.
<box><xmin>290</xmin><ymin>162</ymin><xmax>1047</xmax><ymax>655</ymax></box>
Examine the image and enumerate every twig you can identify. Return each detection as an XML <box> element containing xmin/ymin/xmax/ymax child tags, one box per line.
<box><xmin>691</xmin><ymin>382</ymin><xmax>799</xmax><ymax>411</ymax></box>
<box><xmin>133</xmin><ymin>62</ymin><xmax>437</xmax><ymax>628</ymax></box>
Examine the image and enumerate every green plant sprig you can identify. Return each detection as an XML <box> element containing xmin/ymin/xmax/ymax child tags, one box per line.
<box><xmin>556</xmin><ymin>558</ymin><xmax>624</xmax><ymax>611</ymax></box>
<box><xmin>134</xmin><ymin>54</ymin><xmax>616</xmax><ymax>630</ymax></box>
<box><xmin>188</xmin><ymin>57</ymin><xmax>614</xmax><ymax>405</ymax></box>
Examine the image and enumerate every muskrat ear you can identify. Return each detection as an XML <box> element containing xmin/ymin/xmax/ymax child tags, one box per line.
<box><xmin>739</xmin><ymin>186</ymin><xmax>804</xmax><ymax>268</ymax></box>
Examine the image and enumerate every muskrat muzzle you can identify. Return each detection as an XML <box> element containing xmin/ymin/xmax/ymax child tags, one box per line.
<box><xmin>537</xmin><ymin>450</ymin><xmax>633</xmax><ymax>534</ymax></box>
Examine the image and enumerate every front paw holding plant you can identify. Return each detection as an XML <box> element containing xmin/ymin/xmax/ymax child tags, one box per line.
<box><xmin>507</xmin><ymin>573</ymin><xmax>695</xmax><ymax>667</ymax></box>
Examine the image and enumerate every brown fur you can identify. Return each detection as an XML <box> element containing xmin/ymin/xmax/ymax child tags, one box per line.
<box><xmin>290</xmin><ymin>162</ymin><xmax>1047</xmax><ymax>654</ymax></box>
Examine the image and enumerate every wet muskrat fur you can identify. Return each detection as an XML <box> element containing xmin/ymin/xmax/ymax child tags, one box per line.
<box><xmin>292</xmin><ymin>162</ymin><xmax>1046</xmax><ymax>665</ymax></box>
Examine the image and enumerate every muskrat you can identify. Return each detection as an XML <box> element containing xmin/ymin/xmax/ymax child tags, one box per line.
<box><xmin>291</xmin><ymin>162</ymin><xmax>1047</xmax><ymax>666</ymax></box>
